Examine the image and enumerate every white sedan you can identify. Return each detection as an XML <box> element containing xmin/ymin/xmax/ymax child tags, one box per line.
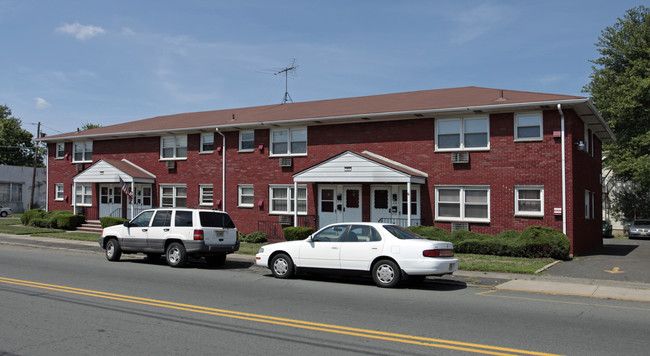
<box><xmin>255</xmin><ymin>222</ymin><xmax>458</xmax><ymax>288</ymax></box>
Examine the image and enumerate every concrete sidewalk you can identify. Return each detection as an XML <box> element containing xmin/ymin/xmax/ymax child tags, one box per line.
<box><xmin>2</xmin><ymin>233</ymin><xmax>650</xmax><ymax>302</ymax></box>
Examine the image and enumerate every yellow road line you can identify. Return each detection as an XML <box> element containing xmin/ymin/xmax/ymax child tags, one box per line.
<box><xmin>0</xmin><ymin>276</ymin><xmax>562</xmax><ymax>356</ymax></box>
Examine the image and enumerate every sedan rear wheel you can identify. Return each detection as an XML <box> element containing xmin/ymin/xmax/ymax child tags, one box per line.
<box><xmin>372</xmin><ymin>259</ymin><xmax>401</xmax><ymax>288</ymax></box>
<box><xmin>166</xmin><ymin>242</ymin><xmax>187</xmax><ymax>268</ymax></box>
<box><xmin>270</xmin><ymin>253</ymin><xmax>294</xmax><ymax>279</ymax></box>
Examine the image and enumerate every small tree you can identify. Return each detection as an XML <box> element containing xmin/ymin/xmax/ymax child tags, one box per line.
<box><xmin>0</xmin><ymin>105</ymin><xmax>43</xmax><ymax>167</ymax></box>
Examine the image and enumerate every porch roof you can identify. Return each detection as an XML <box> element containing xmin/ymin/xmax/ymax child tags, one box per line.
<box><xmin>293</xmin><ymin>151</ymin><xmax>427</xmax><ymax>184</ymax></box>
<box><xmin>73</xmin><ymin>159</ymin><xmax>156</xmax><ymax>183</ymax></box>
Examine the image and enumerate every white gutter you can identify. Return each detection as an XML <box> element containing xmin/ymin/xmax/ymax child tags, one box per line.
<box><xmin>215</xmin><ymin>128</ymin><xmax>226</xmax><ymax>212</ymax></box>
<box><xmin>557</xmin><ymin>104</ymin><xmax>567</xmax><ymax>235</ymax></box>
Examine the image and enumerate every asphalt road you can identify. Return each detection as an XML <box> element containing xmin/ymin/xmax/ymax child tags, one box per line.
<box><xmin>1</xmin><ymin>244</ymin><xmax>649</xmax><ymax>355</ymax></box>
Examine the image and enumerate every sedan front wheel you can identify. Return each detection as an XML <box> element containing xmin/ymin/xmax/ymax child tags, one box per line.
<box><xmin>270</xmin><ymin>253</ymin><xmax>294</xmax><ymax>279</ymax></box>
<box><xmin>372</xmin><ymin>259</ymin><xmax>401</xmax><ymax>288</ymax></box>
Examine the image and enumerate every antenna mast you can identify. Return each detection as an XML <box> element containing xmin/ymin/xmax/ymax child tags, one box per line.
<box><xmin>275</xmin><ymin>59</ymin><xmax>298</xmax><ymax>104</ymax></box>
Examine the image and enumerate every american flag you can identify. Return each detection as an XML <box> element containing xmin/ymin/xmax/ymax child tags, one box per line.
<box><xmin>119</xmin><ymin>177</ymin><xmax>133</xmax><ymax>202</ymax></box>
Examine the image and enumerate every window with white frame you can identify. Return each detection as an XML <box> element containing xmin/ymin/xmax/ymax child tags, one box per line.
<box><xmin>435</xmin><ymin>186</ymin><xmax>490</xmax><ymax>222</ymax></box>
<box><xmin>435</xmin><ymin>117</ymin><xmax>489</xmax><ymax>151</ymax></box>
<box><xmin>515</xmin><ymin>186</ymin><xmax>544</xmax><ymax>216</ymax></box>
<box><xmin>238</xmin><ymin>184</ymin><xmax>254</xmax><ymax>208</ymax></box>
<box><xmin>239</xmin><ymin>130</ymin><xmax>255</xmax><ymax>151</ymax></box>
<box><xmin>55</xmin><ymin>183</ymin><xmax>64</xmax><ymax>201</ymax></box>
<box><xmin>270</xmin><ymin>185</ymin><xmax>307</xmax><ymax>214</ymax></box>
<box><xmin>515</xmin><ymin>112</ymin><xmax>543</xmax><ymax>141</ymax></box>
<box><xmin>585</xmin><ymin>190</ymin><xmax>595</xmax><ymax>219</ymax></box>
<box><xmin>160</xmin><ymin>185</ymin><xmax>187</xmax><ymax>207</ymax></box>
<box><xmin>0</xmin><ymin>183</ymin><xmax>22</xmax><ymax>202</ymax></box>
<box><xmin>270</xmin><ymin>127</ymin><xmax>307</xmax><ymax>156</ymax></box>
<box><xmin>55</xmin><ymin>143</ymin><xmax>65</xmax><ymax>159</ymax></box>
<box><xmin>200</xmin><ymin>133</ymin><xmax>214</xmax><ymax>153</ymax></box>
<box><xmin>161</xmin><ymin>135</ymin><xmax>188</xmax><ymax>159</ymax></box>
<box><xmin>73</xmin><ymin>141</ymin><xmax>92</xmax><ymax>162</ymax></box>
<box><xmin>584</xmin><ymin>126</ymin><xmax>592</xmax><ymax>155</ymax></box>
<box><xmin>199</xmin><ymin>185</ymin><xmax>213</xmax><ymax>206</ymax></box>
<box><xmin>75</xmin><ymin>184</ymin><xmax>92</xmax><ymax>206</ymax></box>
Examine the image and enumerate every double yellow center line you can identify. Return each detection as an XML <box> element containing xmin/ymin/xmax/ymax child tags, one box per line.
<box><xmin>0</xmin><ymin>277</ymin><xmax>561</xmax><ymax>356</ymax></box>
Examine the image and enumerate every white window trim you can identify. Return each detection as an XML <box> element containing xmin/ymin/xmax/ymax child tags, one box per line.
<box><xmin>55</xmin><ymin>183</ymin><xmax>64</xmax><ymax>201</ymax></box>
<box><xmin>238</xmin><ymin>184</ymin><xmax>254</xmax><ymax>208</ymax></box>
<box><xmin>514</xmin><ymin>185</ymin><xmax>544</xmax><ymax>217</ymax></box>
<box><xmin>55</xmin><ymin>143</ymin><xmax>65</xmax><ymax>159</ymax></box>
<box><xmin>159</xmin><ymin>184</ymin><xmax>187</xmax><ymax>207</ymax></box>
<box><xmin>200</xmin><ymin>133</ymin><xmax>214</xmax><ymax>154</ymax></box>
<box><xmin>75</xmin><ymin>184</ymin><xmax>92</xmax><ymax>206</ymax></box>
<box><xmin>72</xmin><ymin>141</ymin><xmax>93</xmax><ymax>163</ymax></box>
<box><xmin>269</xmin><ymin>127</ymin><xmax>308</xmax><ymax>157</ymax></box>
<box><xmin>269</xmin><ymin>184</ymin><xmax>308</xmax><ymax>215</ymax></box>
<box><xmin>434</xmin><ymin>185</ymin><xmax>490</xmax><ymax>223</ymax></box>
<box><xmin>435</xmin><ymin>116</ymin><xmax>490</xmax><ymax>152</ymax></box>
<box><xmin>160</xmin><ymin>135</ymin><xmax>188</xmax><ymax>160</ymax></box>
<box><xmin>199</xmin><ymin>184</ymin><xmax>214</xmax><ymax>206</ymax></box>
<box><xmin>514</xmin><ymin>112</ymin><xmax>543</xmax><ymax>141</ymax></box>
<box><xmin>239</xmin><ymin>130</ymin><xmax>255</xmax><ymax>152</ymax></box>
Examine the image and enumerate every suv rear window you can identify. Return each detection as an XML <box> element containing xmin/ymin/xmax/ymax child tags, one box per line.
<box><xmin>199</xmin><ymin>211</ymin><xmax>235</xmax><ymax>228</ymax></box>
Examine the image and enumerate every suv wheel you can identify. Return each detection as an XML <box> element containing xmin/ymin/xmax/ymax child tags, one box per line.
<box><xmin>166</xmin><ymin>242</ymin><xmax>187</xmax><ymax>268</ymax></box>
<box><xmin>105</xmin><ymin>239</ymin><xmax>122</xmax><ymax>262</ymax></box>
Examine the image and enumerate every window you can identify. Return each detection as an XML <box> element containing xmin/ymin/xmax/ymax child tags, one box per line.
<box><xmin>585</xmin><ymin>190</ymin><xmax>595</xmax><ymax>219</ymax></box>
<box><xmin>130</xmin><ymin>210</ymin><xmax>154</xmax><ymax>227</ymax></box>
<box><xmin>0</xmin><ymin>183</ymin><xmax>22</xmax><ymax>202</ymax></box>
<box><xmin>73</xmin><ymin>141</ymin><xmax>92</xmax><ymax>162</ymax></box>
<box><xmin>401</xmin><ymin>188</ymin><xmax>419</xmax><ymax>216</ymax></box>
<box><xmin>151</xmin><ymin>210</ymin><xmax>172</xmax><ymax>227</ymax></box>
<box><xmin>436</xmin><ymin>117</ymin><xmax>489</xmax><ymax>151</ymax></box>
<box><xmin>239</xmin><ymin>130</ymin><xmax>255</xmax><ymax>151</ymax></box>
<box><xmin>160</xmin><ymin>185</ymin><xmax>187</xmax><ymax>207</ymax></box>
<box><xmin>75</xmin><ymin>184</ymin><xmax>92</xmax><ymax>206</ymax></box>
<box><xmin>175</xmin><ymin>210</ymin><xmax>193</xmax><ymax>227</ymax></box>
<box><xmin>347</xmin><ymin>225</ymin><xmax>382</xmax><ymax>242</ymax></box>
<box><xmin>200</xmin><ymin>133</ymin><xmax>214</xmax><ymax>153</ymax></box>
<box><xmin>55</xmin><ymin>183</ymin><xmax>64</xmax><ymax>201</ymax></box>
<box><xmin>200</xmin><ymin>185</ymin><xmax>213</xmax><ymax>206</ymax></box>
<box><xmin>515</xmin><ymin>186</ymin><xmax>544</xmax><ymax>216</ymax></box>
<box><xmin>270</xmin><ymin>185</ymin><xmax>307</xmax><ymax>214</ymax></box>
<box><xmin>238</xmin><ymin>184</ymin><xmax>254</xmax><ymax>208</ymax></box>
<box><xmin>270</xmin><ymin>127</ymin><xmax>307</xmax><ymax>156</ymax></box>
<box><xmin>435</xmin><ymin>186</ymin><xmax>490</xmax><ymax>222</ymax></box>
<box><xmin>515</xmin><ymin>112</ymin><xmax>543</xmax><ymax>141</ymax></box>
<box><xmin>584</xmin><ymin>127</ymin><xmax>594</xmax><ymax>156</ymax></box>
<box><xmin>55</xmin><ymin>143</ymin><xmax>65</xmax><ymax>159</ymax></box>
<box><xmin>161</xmin><ymin>135</ymin><xmax>187</xmax><ymax>159</ymax></box>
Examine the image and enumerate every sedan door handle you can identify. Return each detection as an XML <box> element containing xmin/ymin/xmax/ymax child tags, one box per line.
<box><xmin>163</xmin><ymin>228</ymin><xmax>170</xmax><ymax>232</ymax></box>
<box><xmin>141</xmin><ymin>229</ymin><xmax>148</xmax><ymax>232</ymax></box>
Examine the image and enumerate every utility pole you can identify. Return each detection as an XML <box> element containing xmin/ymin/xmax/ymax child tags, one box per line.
<box><xmin>29</xmin><ymin>122</ymin><xmax>40</xmax><ymax>210</ymax></box>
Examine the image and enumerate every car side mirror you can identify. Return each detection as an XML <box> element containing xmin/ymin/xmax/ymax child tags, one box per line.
<box><xmin>123</xmin><ymin>221</ymin><xmax>131</xmax><ymax>227</ymax></box>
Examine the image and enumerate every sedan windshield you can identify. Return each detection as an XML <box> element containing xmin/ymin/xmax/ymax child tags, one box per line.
<box><xmin>383</xmin><ymin>225</ymin><xmax>423</xmax><ymax>240</ymax></box>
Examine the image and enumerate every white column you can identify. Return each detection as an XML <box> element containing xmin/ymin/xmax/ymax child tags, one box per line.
<box><xmin>407</xmin><ymin>181</ymin><xmax>412</xmax><ymax>227</ymax></box>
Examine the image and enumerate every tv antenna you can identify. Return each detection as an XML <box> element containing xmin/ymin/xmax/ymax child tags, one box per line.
<box><xmin>274</xmin><ymin>59</ymin><xmax>298</xmax><ymax>104</ymax></box>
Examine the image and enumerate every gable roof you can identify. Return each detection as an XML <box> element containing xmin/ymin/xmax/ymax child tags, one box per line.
<box><xmin>41</xmin><ymin>86</ymin><xmax>615</xmax><ymax>143</ymax></box>
<box><xmin>73</xmin><ymin>159</ymin><xmax>156</xmax><ymax>183</ymax></box>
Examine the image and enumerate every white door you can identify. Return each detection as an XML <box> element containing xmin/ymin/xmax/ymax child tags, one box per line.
<box><xmin>370</xmin><ymin>185</ymin><xmax>393</xmax><ymax>223</ymax></box>
<box><xmin>318</xmin><ymin>185</ymin><xmax>362</xmax><ymax>228</ymax></box>
<box><xmin>339</xmin><ymin>224</ymin><xmax>384</xmax><ymax>270</ymax></box>
<box><xmin>318</xmin><ymin>186</ymin><xmax>338</xmax><ymax>227</ymax></box>
<box><xmin>343</xmin><ymin>186</ymin><xmax>362</xmax><ymax>221</ymax></box>
<box><xmin>99</xmin><ymin>184</ymin><xmax>121</xmax><ymax>217</ymax></box>
<box><xmin>298</xmin><ymin>224</ymin><xmax>344</xmax><ymax>268</ymax></box>
<box><xmin>130</xmin><ymin>184</ymin><xmax>153</xmax><ymax>219</ymax></box>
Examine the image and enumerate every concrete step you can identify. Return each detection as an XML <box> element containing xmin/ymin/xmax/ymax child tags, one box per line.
<box><xmin>78</xmin><ymin>220</ymin><xmax>102</xmax><ymax>233</ymax></box>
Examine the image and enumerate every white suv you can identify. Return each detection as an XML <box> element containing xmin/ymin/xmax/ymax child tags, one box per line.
<box><xmin>99</xmin><ymin>208</ymin><xmax>239</xmax><ymax>267</ymax></box>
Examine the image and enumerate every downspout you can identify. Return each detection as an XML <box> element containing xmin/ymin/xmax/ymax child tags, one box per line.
<box><xmin>557</xmin><ymin>104</ymin><xmax>567</xmax><ymax>236</ymax></box>
<box><xmin>215</xmin><ymin>128</ymin><xmax>226</xmax><ymax>211</ymax></box>
<box><xmin>294</xmin><ymin>181</ymin><xmax>298</xmax><ymax>227</ymax></box>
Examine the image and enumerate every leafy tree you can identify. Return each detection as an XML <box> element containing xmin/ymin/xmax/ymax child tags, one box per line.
<box><xmin>584</xmin><ymin>6</ymin><xmax>650</xmax><ymax>220</ymax></box>
<box><xmin>0</xmin><ymin>105</ymin><xmax>42</xmax><ymax>167</ymax></box>
<box><xmin>80</xmin><ymin>122</ymin><xmax>102</xmax><ymax>130</ymax></box>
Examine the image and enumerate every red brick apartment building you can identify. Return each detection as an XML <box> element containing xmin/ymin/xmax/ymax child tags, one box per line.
<box><xmin>40</xmin><ymin>87</ymin><xmax>614</xmax><ymax>255</ymax></box>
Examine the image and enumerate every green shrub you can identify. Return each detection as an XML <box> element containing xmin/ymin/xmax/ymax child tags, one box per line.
<box><xmin>517</xmin><ymin>226</ymin><xmax>570</xmax><ymax>260</ymax></box>
<box><xmin>55</xmin><ymin>214</ymin><xmax>86</xmax><ymax>230</ymax></box>
<box><xmin>241</xmin><ymin>231</ymin><xmax>268</xmax><ymax>243</ymax></box>
<box><xmin>407</xmin><ymin>225</ymin><xmax>452</xmax><ymax>241</ymax></box>
<box><xmin>45</xmin><ymin>210</ymin><xmax>74</xmax><ymax>228</ymax></box>
<box><xmin>30</xmin><ymin>218</ymin><xmax>50</xmax><ymax>228</ymax></box>
<box><xmin>21</xmin><ymin>209</ymin><xmax>46</xmax><ymax>226</ymax></box>
<box><xmin>100</xmin><ymin>216</ymin><xmax>129</xmax><ymax>228</ymax></box>
<box><xmin>283</xmin><ymin>227</ymin><xmax>314</xmax><ymax>241</ymax></box>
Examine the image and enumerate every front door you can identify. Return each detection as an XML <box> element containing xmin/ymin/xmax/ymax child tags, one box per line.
<box><xmin>99</xmin><ymin>184</ymin><xmax>122</xmax><ymax>217</ymax></box>
<box><xmin>130</xmin><ymin>184</ymin><xmax>153</xmax><ymax>219</ymax></box>
<box><xmin>318</xmin><ymin>185</ymin><xmax>362</xmax><ymax>228</ymax></box>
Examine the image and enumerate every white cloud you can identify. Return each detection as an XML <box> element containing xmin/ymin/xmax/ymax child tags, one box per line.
<box><xmin>34</xmin><ymin>97</ymin><xmax>51</xmax><ymax>109</ymax></box>
<box><xmin>122</xmin><ymin>27</ymin><xmax>136</xmax><ymax>36</ymax></box>
<box><xmin>56</xmin><ymin>22</ymin><xmax>105</xmax><ymax>40</ymax></box>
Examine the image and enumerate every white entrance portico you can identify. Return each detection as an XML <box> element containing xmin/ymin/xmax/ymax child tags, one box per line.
<box><xmin>293</xmin><ymin>151</ymin><xmax>427</xmax><ymax>228</ymax></box>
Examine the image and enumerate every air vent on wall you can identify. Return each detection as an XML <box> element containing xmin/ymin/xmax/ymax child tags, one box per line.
<box><xmin>279</xmin><ymin>157</ymin><xmax>292</xmax><ymax>167</ymax></box>
<box><xmin>451</xmin><ymin>152</ymin><xmax>469</xmax><ymax>164</ymax></box>
<box><xmin>165</xmin><ymin>160</ymin><xmax>176</xmax><ymax>169</ymax></box>
<box><xmin>76</xmin><ymin>163</ymin><xmax>84</xmax><ymax>172</ymax></box>
<box><xmin>451</xmin><ymin>222</ymin><xmax>469</xmax><ymax>232</ymax></box>
<box><xmin>278</xmin><ymin>215</ymin><xmax>292</xmax><ymax>225</ymax></box>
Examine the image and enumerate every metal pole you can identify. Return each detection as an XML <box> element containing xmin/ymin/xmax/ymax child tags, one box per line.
<box><xmin>29</xmin><ymin>122</ymin><xmax>40</xmax><ymax>210</ymax></box>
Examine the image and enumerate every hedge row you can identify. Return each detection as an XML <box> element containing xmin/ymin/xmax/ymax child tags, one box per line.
<box><xmin>100</xmin><ymin>216</ymin><xmax>129</xmax><ymax>228</ymax></box>
<box><xmin>407</xmin><ymin>225</ymin><xmax>570</xmax><ymax>260</ymax></box>
<box><xmin>21</xmin><ymin>209</ymin><xmax>86</xmax><ymax>230</ymax></box>
<box><xmin>240</xmin><ymin>231</ymin><xmax>268</xmax><ymax>243</ymax></box>
<box><xmin>283</xmin><ymin>227</ymin><xmax>315</xmax><ymax>241</ymax></box>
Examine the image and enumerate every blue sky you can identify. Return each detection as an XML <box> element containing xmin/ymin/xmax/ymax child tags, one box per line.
<box><xmin>0</xmin><ymin>0</ymin><xmax>644</xmax><ymax>137</ymax></box>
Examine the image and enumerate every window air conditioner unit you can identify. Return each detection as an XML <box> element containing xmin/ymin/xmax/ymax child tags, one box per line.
<box><xmin>279</xmin><ymin>157</ymin><xmax>292</xmax><ymax>167</ymax></box>
<box><xmin>76</xmin><ymin>163</ymin><xmax>84</xmax><ymax>172</ymax></box>
<box><xmin>165</xmin><ymin>160</ymin><xmax>176</xmax><ymax>169</ymax></box>
<box><xmin>451</xmin><ymin>222</ymin><xmax>469</xmax><ymax>232</ymax></box>
<box><xmin>278</xmin><ymin>215</ymin><xmax>292</xmax><ymax>225</ymax></box>
<box><xmin>451</xmin><ymin>152</ymin><xmax>469</xmax><ymax>164</ymax></box>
